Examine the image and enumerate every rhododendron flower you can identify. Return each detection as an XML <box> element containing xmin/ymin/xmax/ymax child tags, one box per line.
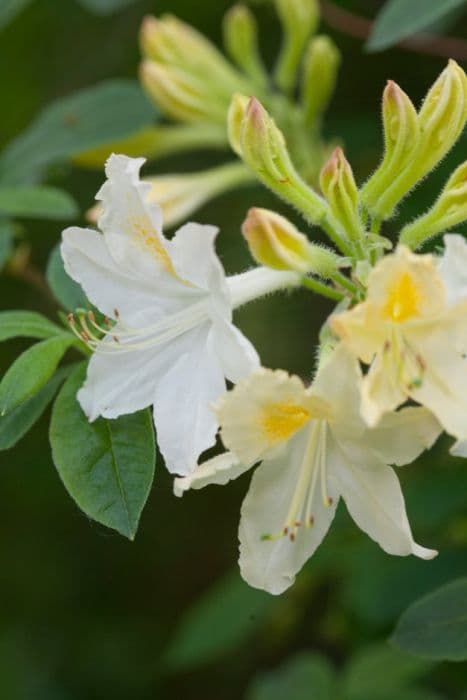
<box><xmin>61</xmin><ymin>155</ymin><xmax>299</xmax><ymax>475</ymax></box>
<box><xmin>175</xmin><ymin>345</ymin><xmax>439</xmax><ymax>594</ymax></box>
<box><xmin>332</xmin><ymin>242</ymin><xmax>467</xmax><ymax>437</ymax></box>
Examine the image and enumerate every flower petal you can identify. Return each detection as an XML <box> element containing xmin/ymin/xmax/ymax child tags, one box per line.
<box><xmin>332</xmin><ymin>438</ymin><xmax>437</xmax><ymax>559</ymax></box>
<box><xmin>61</xmin><ymin>226</ymin><xmax>188</xmax><ymax>324</ymax></box>
<box><xmin>360</xmin><ymin>350</ymin><xmax>407</xmax><ymax>427</ymax></box>
<box><xmin>238</xmin><ymin>429</ymin><xmax>338</xmax><ymax>595</ymax></box>
<box><xmin>153</xmin><ymin>325</ymin><xmax>226</xmax><ymax>475</ymax></box>
<box><xmin>174</xmin><ymin>451</ymin><xmax>253</xmax><ymax>496</ymax></box>
<box><xmin>96</xmin><ymin>155</ymin><xmax>172</xmax><ymax>277</ymax></box>
<box><xmin>211</xmin><ymin>318</ymin><xmax>260</xmax><ymax>384</ymax></box>
<box><xmin>363</xmin><ymin>406</ymin><xmax>441</xmax><ymax>466</ymax></box>
<box><xmin>438</xmin><ymin>233</ymin><xmax>467</xmax><ymax>306</ymax></box>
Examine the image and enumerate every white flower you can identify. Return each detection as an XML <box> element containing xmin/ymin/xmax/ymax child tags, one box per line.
<box><xmin>61</xmin><ymin>154</ymin><xmax>299</xmax><ymax>475</ymax></box>
<box><xmin>175</xmin><ymin>345</ymin><xmax>440</xmax><ymax>594</ymax></box>
<box><xmin>331</xmin><ymin>243</ymin><xmax>467</xmax><ymax>437</ymax></box>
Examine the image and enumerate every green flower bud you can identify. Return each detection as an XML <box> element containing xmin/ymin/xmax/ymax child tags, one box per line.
<box><xmin>140</xmin><ymin>61</ymin><xmax>227</xmax><ymax>124</ymax></box>
<box><xmin>223</xmin><ymin>5</ymin><xmax>268</xmax><ymax>88</ymax></box>
<box><xmin>274</xmin><ymin>0</ymin><xmax>319</xmax><ymax>94</ymax></box>
<box><xmin>242</xmin><ymin>207</ymin><xmax>338</xmax><ymax>275</ymax></box>
<box><xmin>361</xmin><ymin>80</ymin><xmax>419</xmax><ymax>215</ymax></box>
<box><xmin>301</xmin><ymin>35</ymin><xmax>340</xmax><ymax>127</ymax></box>
<box><xmin>368</xmin><ymin>60</ymin><xmax>467</xmax><ymax>221</ymax></box>
<box><xmin>140</xmin><ymin>14</ymin><xmax>247</xmax><ymax>95</ymax></box>
<box><xmin>400</xmin><ymin>161</ymin><xmax>467</xmax><ymax>249</ymax></box>
<box><xmin>320</xmin><ymin>147</ymin><xmax>362</xmax><ymax>242</ymax></box>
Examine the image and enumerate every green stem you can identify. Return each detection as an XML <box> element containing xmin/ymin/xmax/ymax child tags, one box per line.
<box><xmin>301</xmin><ymin>275</ymin><xmax>344</xmax><ymax>301</ymax></box>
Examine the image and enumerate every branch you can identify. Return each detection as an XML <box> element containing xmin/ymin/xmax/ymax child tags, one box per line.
<box><xmin>320</xmin><ymin>1</ymin><xmax>467</xmax><ymax>62</ymax></box>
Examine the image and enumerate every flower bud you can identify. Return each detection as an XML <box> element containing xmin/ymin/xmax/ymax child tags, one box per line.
<box><xmin>400</xmin><ymin>161</ymin><xmax>467</xmax><ymax>249</ymax></box>
<box><xmin>242</xmin><ymin>207</ymin><xmax>338</xmax><ymax>275</ymax></box>
<box><xmin>140</xmin><ymin>14</ymin><xmax>246</xmax><ymax>95</ymax></box>
<box><xmin>230</xmin><ymin>96</ymin><xmax>328</xmax><ymax>226</ymax></box>
<box><xmin>320</xmin><ymin>147</ymin><xmax>362</xmax><ymax>242</ymax></box>
<box><xmin>140</xmin><ymin>61</ymin><xmax>227</xmax><ymax>124</ymax></box>
<box><xmin>228</xmin><ymin>93</ymin><xmax>252</xmax><ymax>156</ymax></box>
<box><xmin>369</xmin><ymin>61</ymin><xmax>467</xmax><ymax>221</ymax></box>
<box><xmin>223</xmin><ymin>5</ymin><xmax>268</xmax><ymax>88</ymax></box>
<box><xmin>301</xmin><ymin>35</ymin><xmax>340</xmax><ymax>127</ymax></box>
<box><xmin>360</xmin><ymin>81</ymin><xmax>419</xmax><ymax>215</ymax></box>
<box><xmin>274</xmin><ymin>0</ymin><xmax>319</xmax><ymax>94</ymax></box>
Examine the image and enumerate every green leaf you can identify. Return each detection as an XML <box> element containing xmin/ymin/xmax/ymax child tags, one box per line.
<box><xmin>78</xmin><ymin>0</ymin><xmax>140</xmax><ymax>14</ymax></box>
<box><xmin>0</xmin><ymin>186</ymin><xmax>78</xmax><ymax>220</ymax></box>
<box><xmin>367</xmin><ymin>0</ymin><xmax>467</xmax><ymax>51</ymax></box>
<box><xmin>46</xmin><ymin>244</ymin><xmax>88</xmax><ymax>311</ymax></box>
<box><xmin>0</xmin><ymin>0</ymin><xmax>33</xmax><ymax>30</ymax></box>
<box><xmin>0</xmin><ymin>80</ymin><xmax>156</xmax><ymax>184</ymax></box>
<box><xmin>246</xmin><ymin>652</ymin><xmax>337</xmax><ymax>700</ymax></box>
<box><xmin>0</xmin><ymin>310</ymin><xmax>64</xmax><ymax>342</ymax></box>
<box><xmin>0</xmin><ymin>334</ymin><xmax>75</xmax><ymax>414</ymax></box>
<box><xmin>164</xmin><ymin>570</ymin><xmax>276</xmax><ymax>671</ymax></box>
<box><xmin>50</xmin><ymin>363</ymin><xmax>155</xmax><ymax>540</ymax></box>
<box><xmin>392</xmin><ymin>578</ymin><xmax>467</xmax><ymax>660</ymax></box>
<box><xmin>0</xmin><ymin>366</ymin><xmax>70</xmax><ymax>450</ymax></box>
<box><xmin>0</xmin><ymin>220</ymin><xmax>14</xmax><ymax>269</ymax></box>
<box><xmin>343</xmin><ymin>643</ymin><xmax>432</xmax><ymax>699</ymax></box>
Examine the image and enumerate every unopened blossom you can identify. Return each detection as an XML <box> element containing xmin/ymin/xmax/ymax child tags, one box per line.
<box><xmin>61</xmin><ymin>154</ymin><xmax>299</xmax><ymax>475</ymax></box>
<box><xmin>332</xmin><ymin>243</ymin><xmax>467</xmax><ymax>437</ymax></box>
<box><xmin>175</xmin><ymin>345</ymin><xmax>439</xmax><ymax>594</ymax></box>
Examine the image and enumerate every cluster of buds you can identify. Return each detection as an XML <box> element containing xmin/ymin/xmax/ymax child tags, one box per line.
<box><xmin>231</xmin><ymin>60</ymin><xmax>467</xmax><ymax>288</ymax></box>
<box><xmin>79</xmin><ymin>0</ymin><xmax>342</xmax><ymax>228</ymax></box>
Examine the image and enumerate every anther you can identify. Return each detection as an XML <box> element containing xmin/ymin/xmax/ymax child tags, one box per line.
<box><xmin>114</xmin><ymin>308</ymin><xmax>120</xmax><ymax>319</ymax></box>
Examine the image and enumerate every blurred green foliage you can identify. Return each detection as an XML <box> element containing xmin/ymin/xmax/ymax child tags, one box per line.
<box><xmin>1</xmin><ymin>0</ymin><xmax>467</xmax><ymax>698</ymax></box>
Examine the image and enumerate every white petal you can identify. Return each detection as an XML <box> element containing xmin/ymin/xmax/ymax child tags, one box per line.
<box><xmin>169</xmin><ymin>222</ymin><xmax>229</xmax><ymax>302</ymax></box>
<box><xmin>450</xmin><ymin>440</ymin><xmax>467</xmax><ymax>457</ymax></box>
<box><xmin>212</xmin><ymin>318</ymin><xmax>260</xmax><ymax>384</ymax></box>
<box><xmin>238</xmin><ymin>429</ymin><xmax>338</xmax><ymax>595</ymax></box>
<box><xmin>409</xmin><ymin>320</ymin><xmax>467</xmax><ymax>440</ymax></box>
<box><xmin>363</xmin><ymin>407</ymin><xmax>441</xmax><ymax>466</ymax></box>
<box><xmin>78</xmin><ymin>341</ymin><xmax>174</xmax><ymax>421</ymax></box>
<box><xmin>331</xmin><ymin>437</ymin><xmax>436</xmax><ymax>559</ymax></box>
<box><xmin>61</xmin><ymin>226</ymin><xmax>190</xmax><ymax>324</ymax></box>
<box><xmin>97</xmin><ymin>155</ymin><xmax>171</xmax><ymax>276</ymax></box>
<box><xmin>311</xmin><ymin>343</ymin><xmax>366</xmax><ymax>439</ymax></box>
<box><xmin>360</xmin><ymin>350</ymin><xmax>407</xmax><ymax>427</ymax></box>
<box><xmin>153</xmin><ymin>325</ymin><xmax>226</xmax><ymax>476</ymax></box>
<box><xmin>438</xmin><ymin>234</ymin><xmax>467</xmax><ymax>305</ymax></box>
<box><xmin>174</xmin><ymin>451</ymin><xmax>253</xmax><ymax>496</ymax></box>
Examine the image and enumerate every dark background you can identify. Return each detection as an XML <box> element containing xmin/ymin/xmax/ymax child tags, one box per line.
<box><xmin>1</xmin><ymin>1</ymin><xmax>467</xmax><ymax>697</ymax></box>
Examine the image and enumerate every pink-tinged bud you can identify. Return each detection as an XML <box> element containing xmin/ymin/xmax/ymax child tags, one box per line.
<box><xmin>242</xmin><ymin>207</ymin><xmax>337</xmax><ymax>275</ymax></box>
<box><xmin>320</xmin><ymin>147</ymin><xmax>361</xmax><ymax>242</ymax></box>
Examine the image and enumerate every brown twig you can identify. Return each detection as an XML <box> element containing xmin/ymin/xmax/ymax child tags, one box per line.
<box><xmin>320</xmin><ymin>1</ymin><xmax>467</xmax><ymax>61</ymax></box>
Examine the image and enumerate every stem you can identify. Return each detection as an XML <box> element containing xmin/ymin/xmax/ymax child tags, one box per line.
<box><xmin>301</xmin><ymin>275</ymin><xmax>344</xmax><ymax>301</ymax></box>
<box><xmin>227</xmin><ymin>267</ymin><xmax>301</xmax><ymax>308</ymax></box>
<box><xmin>331</xmin><ymin>271</ymin><xmax>359</xmax><ymax>296</ymax></box>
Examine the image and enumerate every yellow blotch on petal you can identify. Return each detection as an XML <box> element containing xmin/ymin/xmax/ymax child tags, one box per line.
<box><xmin>262</xmin><ymin>401</ymin><xmax>311</xmax><ymax>442</ymax></box>
<box><xmin>384</xmin><ymin>272</ymin><xmax>420</xmax><ymax>322</ymax></box>
<box><xmin>130</xmin><ymin>216</ymin><xmax>176</xmax><ymax>276</ymax></box>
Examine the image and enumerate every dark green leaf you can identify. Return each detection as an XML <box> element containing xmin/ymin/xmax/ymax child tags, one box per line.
<box><xmin>50</xmin><ymin>363</ymin><xmax>155</xmax><ymax>540</ymax></box>
<box><xmin>0</xmin><ymin>0</ymin><xmax>33</xmax><ymax>30</ymax></box>
<box><xmin>343</xmin><ymin>643</ymin><xmax>432</xmax><ymax>699</ymax></box>
<box><xmin>0</xmin><ymin>186</ymin><xmax>78</xmax><ymax>220</ymax></box>
<box><xmin>46</xmin><ymin>244</ymin><xmax>88</xmax><ymax>311</ymax></box>
<box><xmin>246</xmin><ymin>652</ymin><xmax>337</xmax><ymax>700</ymax></box>
<box><xmin>392</xmin><ymin>578</ymin><xmax>467</xmax><ymax>660</ymax></box>
<box><xmin>0</xmin><ymin>334</ymin><xmax>74</xmax><ymax>414</ymax></box>
<box><xmin>0</xmin><ymin>366</ymin><xmax>70</xmax><ymax>450</ymax></box>
<box><xmin>367</xmin><ymin>0</ymin><xmax>467</xmax><ymax>51</ymax></box>
<box><xmin>164</xmin><ymin>570</ymin><xmax>276</xmax><ymax>671</ymax></box>
<box><xmin>0</xmin><ymin>310</ymin><xmax>63</xmax><ymax>342</ymax></box>
<box><xmin>78</xmin><ymin>0</ymin><xmax>140</xmax><ymax>14</ymax></box>
<box><xmin>0</xmin><ymin>80</ymin><xmax>156</xmax><ymax>184</ymax></box>
<box><xmin>0</xmin><ymin>220</ymin><xmax>14</xmax><ymax>269</ymax></box>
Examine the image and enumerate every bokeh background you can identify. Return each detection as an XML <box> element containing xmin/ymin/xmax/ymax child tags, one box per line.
<box><xmin>1</xmin><ymin>0</ymin><xmax>467</xmax><ymax>698</ymax></box>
